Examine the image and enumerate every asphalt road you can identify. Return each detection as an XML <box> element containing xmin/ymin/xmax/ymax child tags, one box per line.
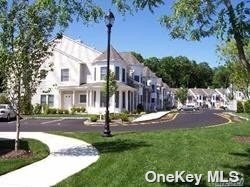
<box><xmin>0</xmin><ymin>110</ymin><xmax>228</xmax><ymax>132</ymax></box>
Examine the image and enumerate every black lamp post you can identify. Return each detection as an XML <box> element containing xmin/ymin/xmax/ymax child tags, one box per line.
<box><xmin>103</xmin><ymin>10</ymin><xmax>115</xmax><ymax>137</ymax></box>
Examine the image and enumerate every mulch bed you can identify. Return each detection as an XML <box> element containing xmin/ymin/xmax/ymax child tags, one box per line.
<box><xmin>160</xmin><ymin>113</ymin><xmax>176</xmax><ymax>120</ymax></box>
<box><xmin>233</xmin><ymin>136</ymin><xmax>250</xmax><ymax>143</ymax></box>
<box><xmin>0</xmin><ymin>149</ymin><xmax>32</xmax><ymax>159</ymax></box>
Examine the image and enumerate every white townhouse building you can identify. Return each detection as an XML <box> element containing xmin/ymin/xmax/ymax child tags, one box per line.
<box><xmin>32</xmin><ymin>35</ymin><xmax>171</xmax><ymax>114</ymax></box>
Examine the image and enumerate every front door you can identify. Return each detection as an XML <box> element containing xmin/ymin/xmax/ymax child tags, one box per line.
<box><xmin>64</xmin><ymin>94</ymin><xmax>72</xmax><ymax>110</ymax></box>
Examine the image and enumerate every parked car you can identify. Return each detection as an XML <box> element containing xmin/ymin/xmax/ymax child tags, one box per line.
<box><xmin>0</xmin><ymin>104</ymin><xmax>16</xmax><ymax>121</ymax></box>
<box><xmin>179</xmin><ymin>103</ymin><xmax>199</xmax><ymax>111</ymax></box>
<box><xmin>220</xmin><ymin>105</ymin><xmax>228</xmax><ymax>110</ymax></box>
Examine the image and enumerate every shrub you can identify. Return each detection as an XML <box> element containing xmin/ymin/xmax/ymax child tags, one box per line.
<box><xmin>244</xmin><ymin>100</ymin><xmax>250</xmax><ymax>113</ymax></box>
<box><xmin>71</xmin><ymin>107</ymin><xmax>77</xmax><ymax>114</ymax></box>
<box><xmin>80</xmin><ymin>107</ymin><xmax>86</xmax><ymax>113</ymax></box>
<box><xmin>136</xmin><ymin>103</ymin><xmax>144</xmax><ymax>114</ymax></box>
<box><xmin>76</xmin><ymin>107</ymin><xmax>81</xmax><ymax>113</ymax></box>
<box><xmin>33</xmin><ymin>104</ymin><xmax>42</xmax><ymax>114</ymax></box>
<box><xmin>42</xmin><ymin>104</ymin><xmax>49</xmax><ymax>115</ymax></box>
<box><xmin>0</xmin><ymin>95</ymin><xmax>10</xmax><ymax>104</ymax></box>
<box><xmin>109</xmin><ymin>113</ymin><xmax>119</xmax><ymax>121</ymax></box>
<box><xmin>237</xmin><ymin>101</ymin><xmax>244</xmax><ymax>113</ymax></box>
<box><xmin>48</xmin><ymin>108</ymin><xmax>57</xmax><ymax>114</ymax></box>
<box><xmin>64</xmin><ymin>109</ymin><xmax>69</xmax><ymax>114</ymax></box>
<box><xmin>20</xmin><ymin>96</ymin><xmax>33</xmax><ymax>115</ymax></box>
<box><xmin>132</xmin><ymin>110</ymin><xmax>138</xmax><ymax>115</ymax></box>
<box><xmin>122</xmin><ymin>110</ymin><xmax>129</xmax><ymax>114</ymax></box>
<box><xmin>90</xmin><ymin>115</ymin><xmax>98</xmax><ymax>122</ymax></box>
<box><xmin>57</xmin><ymin>109</ymin><xmax>64</xmax><ymax>114</ymax></box>
<box><xmin>120</xmin><ymin>113</ymin><xmax>129</xmax><ymax>122</ymax></box>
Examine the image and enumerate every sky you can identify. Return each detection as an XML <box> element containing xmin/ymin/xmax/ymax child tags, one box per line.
<box><xmin>63</xmin><ymin>1</ymin><xmax>222</xmax><ymax>68</ymax></box>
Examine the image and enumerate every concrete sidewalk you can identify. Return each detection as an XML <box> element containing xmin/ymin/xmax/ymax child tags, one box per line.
<box><xmin>132</xmin><ymin>111</ymin><xmax>169</xmax><ymax>122</ymax></box>
<box><xmin>0</xmin><ymin>132</ymin><xmax>99</xmax><ymax>187</ymax></box>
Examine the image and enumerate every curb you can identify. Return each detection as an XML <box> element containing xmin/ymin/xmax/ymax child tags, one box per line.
<box><xmin>132</xmin><ymin>111</ymin><xmax>171</xmax><ymax>123</ymax></box>
<box><xmin>0</xmin><ymin>132</ymin><xmax>99</xmax><ymax>187</ymax></box>
<box><xmin>23</xmin><ymin>116</ymin><xmax>88</xmax><ymax>120</ymax></box>
<box><xmin>226</xmin><ymin>112</ymin><xmax>249</xmax><ymax>121</ymax></box>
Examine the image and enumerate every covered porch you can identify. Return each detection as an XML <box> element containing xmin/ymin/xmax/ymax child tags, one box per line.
<box><xmin>58</xmin><ymin>82</ymin><xmax>137</xmax><ymax>114</ymax></box>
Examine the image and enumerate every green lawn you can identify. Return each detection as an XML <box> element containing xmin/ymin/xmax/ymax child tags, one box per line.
<box><xmin>237</xmin><ymin>113</ymin><xmax>250</xmax><ymax>119</ymax></box>
<box><xmin>56</xmin><ymin>122</ymin><xmax>250</xmax><ymax>187</ymax></box>
<box><xmin>0</xmin><ymin>139</ymin><xmax>49</xmax><ymax>175</ymax></box>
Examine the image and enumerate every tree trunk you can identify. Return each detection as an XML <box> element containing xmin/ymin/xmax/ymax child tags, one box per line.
<box><xmin>15</xmin><ymin>80</ymin><xmax>21</xmax><ymax>151</ymax></box>
<box><xmin>223</xmin><ymin>0</ymin><xmax>250</xmax><ymax>72</ymax></box>
<box><xmin>15</xmin><ymin>111</ymin><xmax>20</xmax><ymax>151</ymax></box>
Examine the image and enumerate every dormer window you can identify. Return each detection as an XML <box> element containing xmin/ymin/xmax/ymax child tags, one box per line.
<box><xmin>61</xmin><ymin>69</ymin><xmax>69</xmax><ymax>82</ymax></box>
<box><xmin>100</xmin><ymin>67</ymin><xmax>107</xmax><ymax>80</ymax></box>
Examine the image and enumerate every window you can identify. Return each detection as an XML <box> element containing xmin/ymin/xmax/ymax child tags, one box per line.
<box><xmin>151</xmin><ymin>98</ymin><xmax>155</xmax><ymax>103</ymax></box>
<box><xmin>94</xmin><ymin>68</ymin><xmax>96</xmax><ymax>81</ymax></box>
<box><xmin>122</xmin><ymin>68</ymin><xmax>126</xmax><ymax>82</ymax></box>
<box><xmin>100</xmin><ymin>91</ymin><xmax>106</xmax><ymax>107</ymax></box>
<box><xmin>115</xmin><ymin>91</ymin><xmax>119</xmax><ymax>108</ymax></box>
<box><xmin>61</xmin><ymin>69</ymin><xmax>69</xmax><ymax>82</ymax></box>
<box><xmin>48</xmin><ymin>95</ymin><xmax>54</xmax><ymax>107</ymax></box>
<box><xmin>152</xmin><ymin>85</ymin><xmax>155</xmax><ymax>92</ymax></box>
<box><xmin>122</xmin><ymin>91</ymin><xmax>126</xmax><ymax>108</ymax></box>
<box><xmin>93</xmin><ymin>91</ymin><xmax>96</xmax><ymax>107</ymax></box>
<box><xmin>115</xmin><ymin>66</ymin><xmax>120</xmax><ymax>80</ymax></box>
<box><xmin>134</xmin><ymin>75</ymin><xmax>140</xmax><ymax>82</ymax></box>
<box><xmin>40</xmin><ymin>95</ymin><xmax>46</xmax><ymax>105</ymax></box>
<box><xmin>100</xmin><ymin>67</ymin><xmax>107</xmax><ymax>80</ymax></box>
<box><xmin>80</xmin><ymin>94</ymin><xmax>86</xmax><ymax>103</ymax></box>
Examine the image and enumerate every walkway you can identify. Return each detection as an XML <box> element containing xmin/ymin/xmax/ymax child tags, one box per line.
<box><xmin>132</xmin><ymin>111</ymin><xmax>169</xmax><ymax>122</ymax></box>
<box><xmin>0</xmin><ymin>132</ymin><xmax>99</xmax><ymax>187</ymax></box>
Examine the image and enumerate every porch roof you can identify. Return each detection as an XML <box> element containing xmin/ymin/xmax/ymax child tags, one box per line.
<box><xmin>58</xmin><ymin>82</ymin><xmax>136</xmax><ymax>91</ymax></box>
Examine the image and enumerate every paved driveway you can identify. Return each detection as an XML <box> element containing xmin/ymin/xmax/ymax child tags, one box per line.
<box><xmin>0</xmin><ymin>110</ymin><xmax>228</xmax><ymax>132</ymax></box>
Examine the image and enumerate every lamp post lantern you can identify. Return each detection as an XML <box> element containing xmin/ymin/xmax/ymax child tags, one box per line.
<box><xmin>103</xmin><ymin>10</ymin><xmax>115</xmax><ymax>137</ymax></box>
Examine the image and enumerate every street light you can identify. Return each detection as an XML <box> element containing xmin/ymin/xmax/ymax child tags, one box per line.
<box><xmin>103</xmin><ymin>10</ymin><xmax>115</xmax><ymax>137</ymax></box>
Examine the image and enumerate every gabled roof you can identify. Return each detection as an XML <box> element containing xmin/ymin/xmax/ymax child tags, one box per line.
<box><xmin>54</xmin><ymin>35</ymin><xmax>101</xmax><ymax>64</ymax></box>
<box><xmin>142</xmin><ymin>67</ymin><xmax>150</xmax><ymax>77</ymax></box>
<box><xmin>203</xmin><ymin>89</ymin><xmax>217</xmax><ymax>95</ymax></box>
<box><xmin>189</xmin><ymin>88</ymin><xmax>206</xmax><ymax>96</ymax></box>
<box><xmin>119</xmin><ymin>52</ymin><xmax>143</xmax><ymax>66</ymax></box>
<box><xmin>94</xmin><ymin>45</ymin><xmax>124</xmax><ymax>62</ymax></box>
<box><xmin>216</xmin><ymin>88</ymin><xmax>227</xmax><ymax>95</ymax></box>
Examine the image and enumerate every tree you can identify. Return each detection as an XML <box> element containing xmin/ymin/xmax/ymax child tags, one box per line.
<box><xmin>103</xmin><ymin>72</ymin><xmax>118</xmax><ymax>98</ymax></box>
<box><xmin>212</xmin><ymin>66</ymin><xmax>230</xmax><ymax>88</ymax></box>
<box><xmin>160</xmin><ymin>0</ymin><xmax>250</xmax><ymax>72</ymax></box>
<box><xmin>0</xmin><ymin>0</ymin><xmax>103</xmax><ymax>151</ymax></box>
<box><xmin>131</xmin><ymin>51</ymin><xmax>144</xmax><ymax>63</ymax></box>
<box><xmin>176</xmin><ymin>87</ymin><xmax>188</xmax><ymax>104</ymax></box>
<box><xmin>218</xmin><ymin>40</ymin><xmax>250</xmax><ymax>98</ymax></box>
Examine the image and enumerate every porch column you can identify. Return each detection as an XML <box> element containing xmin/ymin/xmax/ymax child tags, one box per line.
<box><xmin>112</xmin><ymin>94</ymin><xmax>115</xmax><ymax>113</ymax></box>
<box><xmin>58</xmin><ymin>90</ymin><xmax>62</xmax><ymax>109</ymax></box>
<box><xmin>125</xmin><ymin>90</ymin><xmax>128</xmax><ymax>111</ymax></box>
<box><xmin>119</xmin><ymin>90</ymin><xmax>122</xmax><ymax>111</ymax></box>
<box><xmin>86</xmin><ymin>90</ymin><xmax>89</xmax><ymax>107</ymax></box>
<box><xmin>72</xmin><ymin>90</ymin><xmax>75</xmax><ymax>106</ymax></box>
<box><xmin>89</xmin><ymin>90</ymin><xmax>92</xmax><ymax>107</ymax></box>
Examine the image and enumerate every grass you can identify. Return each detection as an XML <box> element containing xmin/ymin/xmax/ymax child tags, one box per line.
<box><xmin>55</xmin><ymin>121</ymin><xmax>250</xmax><ymax>187</ymax></box>
<box><xmin>237</xmin><ymin>113</ymin><xmax>250</xmax><ymax>119</ymax></box>
<box><xmin>0</xmin><ymin>139</ymin><xmax>49</xmax><ymax>175</ymax></box>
